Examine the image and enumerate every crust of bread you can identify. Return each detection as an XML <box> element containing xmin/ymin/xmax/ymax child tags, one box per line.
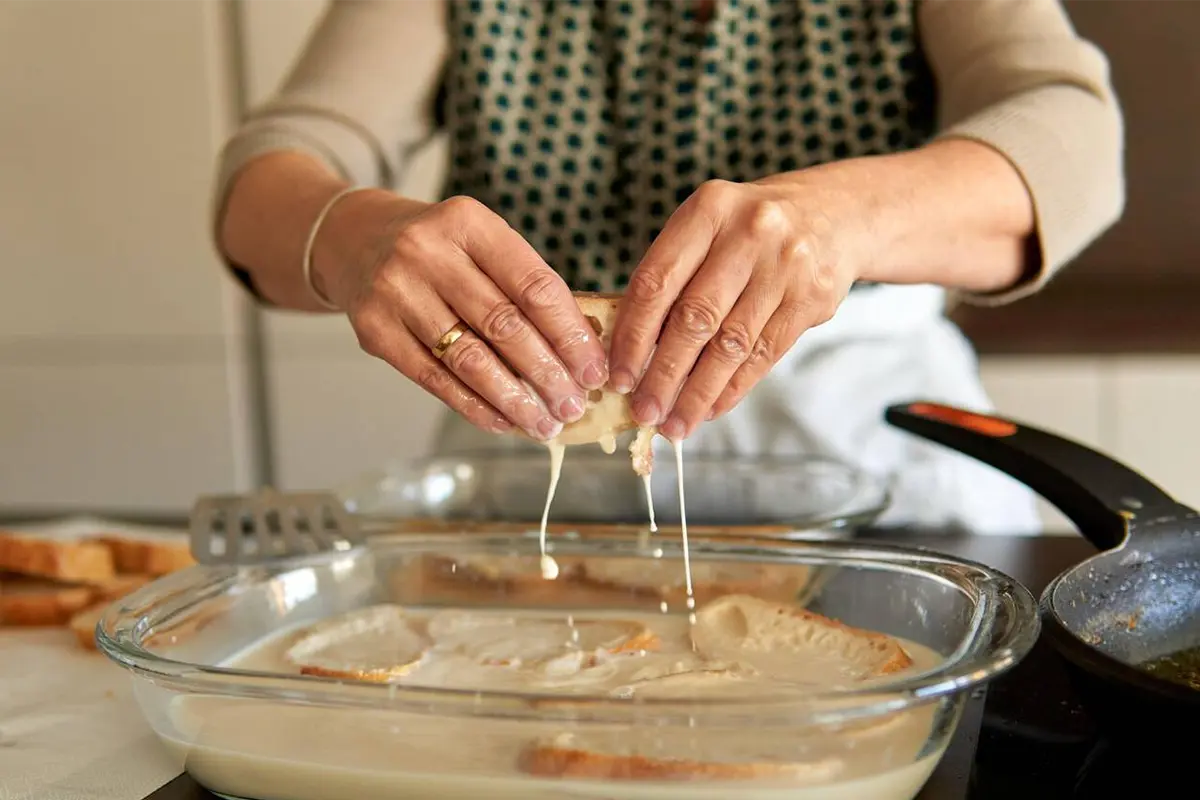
<box><xmin>98</xmin><ymin>534</ymin><xmax>193</xmax><ymax>576</ymax></box>
<box><xmin>578</xmin><ymin>559</ymin><xmax>813</xmax><ymax>606</ymax></box>
<box><xmin>0</xmin><ymin>531</ymin><xmax>115</xmax><ymax>583</ymax></box>
<box><xmin>692</xmin><ymin>594</ymin><xmax>913</xmax><ymax>679</ymax></box>
<box><xmin>518</xmin><ymin>733</ymin><xmax>844</xmax><ymax>782</ymax></box>
<box><xmin>286</xmin><ymin>605</ymin><xmax>428</xmax><ymax>682</ymax></box>
<box><xmin>68</xmin><ymin>601</ymin><xmax>109</xmax><ymax>650</ymax></box>
<box><xmin>0</xmin><ymin>576</ymin><xmax>97</xmax><ymax>626</ymax></box>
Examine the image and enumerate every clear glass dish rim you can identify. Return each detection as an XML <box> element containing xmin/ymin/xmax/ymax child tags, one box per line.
<box><xmin>336</xmin><ymin>450</ymin><xmax>895</xmax><ymax>532</ymax></box>
<box><xmin>96</xmin><ymin>533</ymin><xmax>1039</xmax><ymax>728</ymax></box>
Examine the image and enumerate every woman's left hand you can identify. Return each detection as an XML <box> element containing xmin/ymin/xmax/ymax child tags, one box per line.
<box><xmin>607</xmin><ymin>174</ymin><xmax>870</xmax><ymax>441</ymax></box>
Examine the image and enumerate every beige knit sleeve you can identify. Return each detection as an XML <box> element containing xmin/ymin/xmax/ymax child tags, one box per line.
<box><xmin>212</xmin><ymin>0</ymin><xmax>448</xmax><ymax>230</ymax></box>
<box><xmin>918</xmin><ymin>0</ymin><xmax>1126</xmax><ymax>306</ymax></box>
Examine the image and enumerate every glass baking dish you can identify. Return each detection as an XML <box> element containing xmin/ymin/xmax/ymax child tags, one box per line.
<box><xmin>97</xmin><ymin>528</ymin><xmax>1037</xmax><ymax>800</ymax></box>
<box><xmin>336</xmin><ymin>450</ymin><xmax>892</xmax><ymax>537</ymax></box>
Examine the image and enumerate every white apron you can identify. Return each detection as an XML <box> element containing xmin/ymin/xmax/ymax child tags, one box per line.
<box><xmin>428</xmin><ymin>284</ymin><xmax>1042</xmax><ymax>536</ymax></box>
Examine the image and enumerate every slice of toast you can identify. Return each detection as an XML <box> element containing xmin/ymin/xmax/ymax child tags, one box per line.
<box><xmin>0</xmin><ymin>530</ymin><xmax>114</xmax><ymax>583</ymax></box>
<box><xmin>579</xmin><ymin>559</ymin><xmax>813</xmax><ymax>606</ymax></box>
<box><xmin>92</xmin><ymin>572</ymin><xmax>152</xmax><ymax>602</ymax></box>
<box><xmin>69</xmin><ymin>601</ymin><xmax>109</xmax><ymax>650</ymax></box>
<box><xmin>541</xmin><ymin>293</ymin><xmax>658</xmax><ymax>471</ymax></box>
<box><xmin>98</xmin><ymin>529</ymin><xmax>194</xmax><ymax>575</ymax></box>
<box><xmin>0</xmin><ymin>575</ymin><xmax>97</xmax><ymax>626</ymax></box>
<box><xmin>284</xmin><ymin>605</ymin><xmax>429</xmax><ymax>682</ymax></box>
<box><xmin>518</xmin><ymin>729</ymin><xmax>845</xmax><ymax>782</ymax></box>
<box><xmin>690</xmin><ymin>594</ymin><xmax>913</xmax><ymax>682</ymax></box>
<box><xmin>425</xmin><ymin>609</ymin><xmax>659</xmax><ymax>668</ymax></box>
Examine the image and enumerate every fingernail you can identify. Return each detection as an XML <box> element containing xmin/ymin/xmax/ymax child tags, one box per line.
<box><xmin>610</xmin><ymin>369</ymin><xmax>635</xmax><ymax>394</ymax></box>
<box><xmin>705</xmin><ymin>408</ymin><xmax>717</xmax><ymax>421</ymax></box>
<box><xmin>537</xmin><ymin>416</ymin><xmax>563</xmax><ymax>440</ymax></box>
<box><xmin>490</xmin><ymin>418</ymin><xmax>514</xmax><ymax>434</ymax></box>
<box><xmin>558</xmin><ymin>395</ymin><xmax>585</xmax><ymax>422</ymax></box>
<box><xmin>582</xmin><ymin>361</ymin><xmax>608</xmax><ymax>390</ymax></box>
<box><xmin>660</xmin><ymin>417</ymin><xmax>686</xmax><ymax>441</ymax></box>
<box><xmin>631</xmin><ymin>395</ymin><xmax>661</xmax><ymax>426</ymax></box>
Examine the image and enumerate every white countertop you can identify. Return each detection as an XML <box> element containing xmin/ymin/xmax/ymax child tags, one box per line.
<box><xmin>0</xmin><ymin>630</ymin><xmax>177</xmax><ymax>800</ymax></box>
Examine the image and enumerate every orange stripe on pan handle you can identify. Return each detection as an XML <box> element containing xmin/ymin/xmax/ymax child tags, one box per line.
<box><xmin>904</xmin><ymin>403</ymin><xmax>1018</xmax><ymax>438</ymax></box>
<box><xmin>884</xmin><ymin>401</ymin><xmax>1185</xmax><ymax>550</ymax></box>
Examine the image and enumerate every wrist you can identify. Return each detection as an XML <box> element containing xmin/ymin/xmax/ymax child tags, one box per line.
<box><xmin>309</xmin><ymin>189</ymin><xmax>428</xmax><ymax>310</ymax></box>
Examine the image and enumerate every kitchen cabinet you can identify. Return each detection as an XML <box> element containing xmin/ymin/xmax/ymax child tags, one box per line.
<box><xmin>0</xmin><ymin>0</ymin><xmax>258</xmax><ymax>513</ymax></box>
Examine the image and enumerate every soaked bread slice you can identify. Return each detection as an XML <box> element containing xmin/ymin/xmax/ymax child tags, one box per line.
<box><xmin>538</xmin><ymin>293</ymin><xmax>657</xmax><ymax>474</ymax></box>
<box><xmin>519</xmin><ymin>728</ymin><xmax>845</xmax><ymax>783</ymax></box>
<box><xmin>425</xmin><ymin>609</ymin><xmax>660</xmax><ymax>668</ymax></box>
<box><xmin>284</xmin><ymin>605</ymin><xmax>429</xmax><ymax>682</ymax></box>
<box><xmin>579</xmin><ymin>559</ymin><xmax>813</xmax><ymax>606</ymax></box>
<box><xmin>691</xmin><ymin>594</ymin><xmax>913</xmax><ymax>682</ymax></box>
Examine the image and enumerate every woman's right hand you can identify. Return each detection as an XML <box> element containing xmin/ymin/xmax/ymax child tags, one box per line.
<box><xmin>314</xmin><ymin>192</ymin><xmax>609</xmax><ymax>441</ymax></box>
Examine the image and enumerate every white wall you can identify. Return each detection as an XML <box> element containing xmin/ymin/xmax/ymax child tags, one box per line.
<box><xmin>0</xmin><ymin>0</ymin><xmax>258</xmax><ymax>513</ymax></box>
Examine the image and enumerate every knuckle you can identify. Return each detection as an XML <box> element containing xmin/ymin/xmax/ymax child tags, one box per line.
<box><xmin>669</xmin><ymin>296</ymin><xmax>721</xmax><ymax>343</ymax></box>
<box><xmin>627</xmin><ymin>268</ymin><xmax>667</xmax><ymax>305</ymax></box>
<box><xmin>694</xmin><ymin>179</ymin><xmax>736</xmax><ymax>209</ymax></box>
<box><xmin>439</xmin><ymin>194</ymin><xmax>483</xmax><ymax>220</ymax></box>
<box><xmin>415</xmin><ymin>364</ymin><xmax>454</xmax><ymax>396</ymax></box>
<box><xmin>351</xmin><ymin>306</ymin><xmax>389</xmax><ymax>356</ymax></box>
<box><xmin>443</xmin><ymin>337</ymin><xmax>489</xmax><ymax>374</ymax></box>
<box><xmin>712</xmin><ymin>320</ymin><xmax>753</xmax><ymax>363</ymax></box>
<box><xmin>481</xmin><ymin>301</ymin><xmax>529</xmax><ymax>344</ymax></box>
<box><xmin>748</xmin><ymin>199</ymin><xmax>790</xmax><ymax>238</ymax></box>
<box><xmin>749</xmin><ymin>334</ymin><xmax>776</xmax><ymax>366</ymax></box>
<box><xmin>516</xmin><ymin>270</ymin><xmax>563</xmax><ymax>310</ymax></box>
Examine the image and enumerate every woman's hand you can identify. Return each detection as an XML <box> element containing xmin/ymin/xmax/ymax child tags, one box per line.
<box><xmin>607</xmin><ymin>174</ymin><xmax>871</xmax><ymax>442</ymax></box>
<box><xmin>316</xmin><ymin>193</ymin><xmax>609</xmax><ymax>441</ymax></box>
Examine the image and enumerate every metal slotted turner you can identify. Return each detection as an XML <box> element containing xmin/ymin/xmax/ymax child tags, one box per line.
<box><xmin>189</xmin><ymin>488</ymin><xmax>366</xmax><ymax>566</ymax></box>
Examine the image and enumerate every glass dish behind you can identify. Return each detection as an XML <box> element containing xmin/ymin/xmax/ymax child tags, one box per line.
<box><xmin>98</xmin><ymin>530</ymin><xmax>1036</xmax><ymax>800</ymax></box>
<box><xmin>336</xmin><ymin>450</ymin><xmax>891</xmax><ymax>537</ymax></box>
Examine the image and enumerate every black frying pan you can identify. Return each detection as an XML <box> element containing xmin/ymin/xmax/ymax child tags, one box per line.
<box><xmin>884</xmin><ymin>401</ymin><xmax>1200</xmax><ymax>737</ymax></box>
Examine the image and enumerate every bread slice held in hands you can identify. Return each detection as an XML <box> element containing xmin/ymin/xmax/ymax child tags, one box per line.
<box><xmin>543</xmin><ymin>292</ymin><xmax>658</xmax><ymax>476</ymax></box>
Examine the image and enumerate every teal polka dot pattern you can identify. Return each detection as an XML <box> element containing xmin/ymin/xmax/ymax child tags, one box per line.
<box><xmin>443</xmin><ymin>0</ymin><xmax>934</xmax><ymax>292</ymax></box>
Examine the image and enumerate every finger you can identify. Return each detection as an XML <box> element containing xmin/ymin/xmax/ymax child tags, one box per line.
<box><xmin>659</xmin><ymin>275</ymin><xmax>780</xmax><ymax>440</ymax></box>
<box><xmin>401</xmin><ymin>286</ymin><xmax>564</xmax><ymax>441</ymax></box>
<box><xmin>448</xmin><ymin>198</ymin><xmax>609</xmax><ymax>390</ymax></box>
<box><xmin>709</xmin><ymin>299</ymin><xmax>809</xmax><ymax>420</ymax></box>
<box><xmin>608</xmin><ymin>185</ymin><xmax>729</xmax><ymax>394</ymax></box>
<box><xmin>629</xmin><ymin>232</ymin><xmax>758</xmax><ymax>429</ymax></box>
<box><xmin>425</xmin><ymin>256</ymin><xmax>586</xmax><ymax>424</ymax></box>
<box><xmin>361</xmin><ymin>323</ymin><xmax>513</xmax><ymax>436</ymax></box>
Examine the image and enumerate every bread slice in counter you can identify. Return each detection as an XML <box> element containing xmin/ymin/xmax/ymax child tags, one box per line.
<box><xmin>0</xmin><ymin>530</ymin><xmax>115</xmax><ymax>583</ymax></box>
<box><xmin>68</xmin><ymin>602</ymin><xmax>109</xmax><ymax>650</ymax></box>
<box><xmin>690</xmin><ymin>594</ymin><xmax>913</xmax><ymax>682</ymax></box>
<box><xmin>97</xmin><ymin>529</ymin><xmax>194</xmax><ymax>575</ymax></box>
<box><xmin>0</xmin><ymin>575</ymin><xmax>97</xmax><ymax>626</ymax></box>
<box><xmin>0</xmin><ymin>571</ymin><xmax>150</xmax><ymax>628</ymax></box>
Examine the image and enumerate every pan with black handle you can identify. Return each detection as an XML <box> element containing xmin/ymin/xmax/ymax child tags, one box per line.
<box><xmin>884</xmin><ymin>401</ymin><xmax>1200</xmax><ymax>737</ymax></box>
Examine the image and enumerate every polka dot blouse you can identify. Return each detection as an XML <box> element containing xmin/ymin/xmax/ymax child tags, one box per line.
<box><xmin>441</xmin><ymin>0</ymin><xmax>937</xmax><ymax>293</ymax></box>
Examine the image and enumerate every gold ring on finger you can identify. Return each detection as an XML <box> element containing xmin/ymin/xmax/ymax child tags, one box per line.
<box><xmin>432</xmin><ymin>320</ymin><xmax>471</xmax><ymax>360</ymax></box>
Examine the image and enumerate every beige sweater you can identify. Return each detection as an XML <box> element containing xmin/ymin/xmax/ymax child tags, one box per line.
<box><xmin>216</xmin><ymin>0</ymin><xmax>1124</xmax><ymax>306</ymax></box>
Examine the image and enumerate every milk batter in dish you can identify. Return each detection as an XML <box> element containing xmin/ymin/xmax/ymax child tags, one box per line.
<box><xmin>159</xmin><ymin>594</ymin><xmax>954</xmax><ymax>800</ymax></box>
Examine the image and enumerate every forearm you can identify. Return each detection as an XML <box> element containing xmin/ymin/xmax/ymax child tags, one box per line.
<box><xmin>218</xmin><ymin>152</ymin><xmax>421</xmax><ymax>311</ymax></box>
<box><xmin>853</xmin><ymin>138</ymin><xmax>1036</xmax><ymax>294</ymax></box>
